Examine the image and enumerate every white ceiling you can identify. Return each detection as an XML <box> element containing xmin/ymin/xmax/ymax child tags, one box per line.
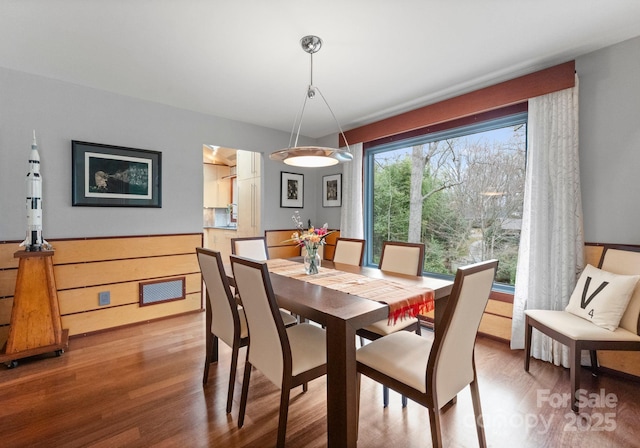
<box><xmin>2</xmin><ymin>1</ymin><xmax>640</xmax><ymax>139</ymax></box>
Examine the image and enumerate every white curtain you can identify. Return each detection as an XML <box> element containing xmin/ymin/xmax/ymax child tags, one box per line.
<box><xmin>510</xmin><ymin>75</ymin><xmax>584</xmax><ymax>368</ymax></box>
<box><xmin>339</xmin><ymin>142</ymin><xmax>364</xmax><ymax>238</ymax></box>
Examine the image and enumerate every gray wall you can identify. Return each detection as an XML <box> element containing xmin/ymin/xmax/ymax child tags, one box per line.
<box><xmin>3</xmin><ymin>33</ymin><xmax>639</xmax><ymax>245</ymax></box>
<box><xmin>577</xmin><ymin>35</ymin><xmax>640</xmax><ymax>244</ymax></box>
<box><xmin>0</xmin><ymin>66</ymin><xmax>317</xmax><ymax>241</ymax></box>
<box><xmin>261</xmin><ymin>160</ymin><xmax>342</xmax><ymax>231</ymax></box>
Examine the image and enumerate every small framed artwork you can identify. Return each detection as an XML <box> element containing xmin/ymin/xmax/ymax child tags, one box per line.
<box><xmin>72</xmin><ymin>140</ymin><xmax>162</xmax><ymax>207</ymax></box>
<box><xmin>322</xmin><ymin>174</ymin><xmax>342</xmax><ymax>207</ymax></box>
<box><xmin>280</xmin><ymin>171</ymin><xmax>304</xmax><ymax>208</ymax></box>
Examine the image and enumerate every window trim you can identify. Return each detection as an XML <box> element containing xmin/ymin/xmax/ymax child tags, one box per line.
<box><xmin>342</xmin><ymin>60</ymin><xmax>573</xmax><ymax>146</ymax></box>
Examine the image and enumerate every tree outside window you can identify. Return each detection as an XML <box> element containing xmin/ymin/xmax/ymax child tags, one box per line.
<box><xmin>366</xmin><ymin>116</ymin><xmax>527</xmax><ymax>287</ymax></box>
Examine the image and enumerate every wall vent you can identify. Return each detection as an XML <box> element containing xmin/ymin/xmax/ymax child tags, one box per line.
<box><xmin>139</xmin><ymin>277</ymin><xmax>186</xmax><ymax>306</ymax></box>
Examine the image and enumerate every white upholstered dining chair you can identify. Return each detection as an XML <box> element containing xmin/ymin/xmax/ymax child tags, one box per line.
<box><xmin>196</xmin><ymin>247</ymin><xmax>248</xmax><ymax>414</ymax></box>
<box><xmin>524</xmin><ymin>244</ymin><xmax>640</xmax><ymax>412</ymax></box>
<box><xmin>332</xmin><ymin>237</ymin><xmax>365</xmax><ymax>266</ymax></box>
<box><xmin>358</xmin><ymin>240</ymin><xmax>425</xmax><ymax>407</ymax></box>
<box><xmin>356</xmin><ymin>259</ymin><xmax>498</xmax><ymax>448</ymax></box>
<box><xmin>231</xmin><ymin>236</ymin><xmax>297</xmax><ymax>327</ymax></box>
<box><xmin>231</xmin><ymin>236</ymin><xmax>269</xmax><ymax>261</ymax></box>
<box><xmin>231</xmin><ymin>255</ymin><xmax>328</xmax><ymax>448</ymax></box>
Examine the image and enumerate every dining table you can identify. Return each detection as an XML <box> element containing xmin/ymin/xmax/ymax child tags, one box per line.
<box><xmin>227</xmin><ymin>258</ymin><xmax>453</xmax><ymax>448</ymax></box>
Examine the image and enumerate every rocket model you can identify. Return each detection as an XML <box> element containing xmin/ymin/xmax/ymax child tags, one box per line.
<box><xmin>20</xmin><ymin>130</ymin><xmax>45</xmax><ymax>251</ymax></box>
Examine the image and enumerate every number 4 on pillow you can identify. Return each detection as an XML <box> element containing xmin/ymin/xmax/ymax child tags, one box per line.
<box><xmin>565</xmin><ymin>264</ymin><xmax>640</xmax><ymax>331</ymax></box>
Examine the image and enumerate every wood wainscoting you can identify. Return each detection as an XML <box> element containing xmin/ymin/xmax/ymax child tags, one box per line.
<box><xmin>265</xmin><ymin>229</ymin><xmax>340</xmax><ymax>261</ymax></box>
<box><xmin>584</xmin><ymin>243</ymin><xmax>640</xmax><ymax>379</ymax></box>
<box><xmin>421</xmin><ymin>243</ymin><xmax>621</xmax><ymax>346</ymax></box>
<box><xmin>0</xmin><ymin>233</ymin><xmax>203</xmax><ymax>342</ymax></box>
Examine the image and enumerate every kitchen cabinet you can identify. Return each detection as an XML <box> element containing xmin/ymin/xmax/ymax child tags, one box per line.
<box><xmin>203</xmin><ymin>164</ymin><xmax>231</xmax><ymax>207</ymax></box>
<box><xmin>204</xmin><ymin>228</ymin><xmax>236</xmax><ymax>262</ymax></box>
<box><xmin>236</xmin><ymin>150</ymin><xmax>261</xmax><ymax>180</ymax></box>
<box><xmin>236</xmin><ymin>150</ymin><xmax>261</xmax><ymax>237</ymax></box>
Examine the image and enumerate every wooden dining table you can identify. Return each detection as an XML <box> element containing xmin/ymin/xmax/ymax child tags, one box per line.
<box><xmin>228</xmin><ymin>259</ymin><xmax>453</xmax><ymax>448</ymax></box>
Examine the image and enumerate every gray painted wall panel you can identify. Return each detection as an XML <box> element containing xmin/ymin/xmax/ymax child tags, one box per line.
<box><xmin>577</xmin><ymin>35</ymin><xmax>640</xmax><ymax>244</ymax></box>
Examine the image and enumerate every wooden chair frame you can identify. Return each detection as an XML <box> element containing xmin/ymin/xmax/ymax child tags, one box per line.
<box><xmin>196</xmin><ymin>247</ymin><xmax>248</xmax><ymax>414</ymax></box>
<box><xmin>524</xmin><ymin>244</ymin><xmax>640</xmax><ymax>412</ymax></box>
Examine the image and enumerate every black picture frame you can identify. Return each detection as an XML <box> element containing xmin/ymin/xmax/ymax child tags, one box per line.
<box><xmin>280</xmin><ymin>171</ymin><xmax>304</xmax><ymax>208</ymax></box>
<box><xmin>72</xmin><ymin>140</ymin><xmax>162</xmax><ymax>207</ymax></box>
<box><xmin>322</xmin><ymin>173</ymin><xmax>342</xmax><ymax>207</ymax></box>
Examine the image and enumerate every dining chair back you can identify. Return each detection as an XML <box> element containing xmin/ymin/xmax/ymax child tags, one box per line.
<box><xmin>232</xmin><ymin>237</ymin><xmax>298</xmax><ymax>327</ymax></box>
<box><xmin>196</xmin><ymin>247</ymin><xmax>248</xmax><ymax>414</ymax></box>
<box><xmin>602</xmin><ymin>247</ymin><xmax>640</xmax><ymax>334</ymax></box>
<box><xmin>356</xmin><ymin>259</ymin><xmax>498</xmax><ymax>448</ymax></box>
<box><xmin>379</xmin><ymin>241</ymin><xmax>425</xmax><ymax>276</ymax></box>
<box><xmin>231</xmin><ymin>255</ymin><xmax>327</xmax><ymax>448</ymax></box>
<box><xmin>231</xmin><ymin>236</ymin><xmax>269</xmax><ymax>260</ymax></box>
<box><xmin>333</xmin><ymin>237</ymin><xmax>365</xmax><ymax>266</ymax></box>
<box><xmin>360</xmin><ymin>240</ymin><xmax>426</xmax><ymax>407</ymax></box>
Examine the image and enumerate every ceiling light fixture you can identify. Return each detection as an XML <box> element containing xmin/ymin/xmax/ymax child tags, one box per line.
<box><xmin>270</xmin><ymin>35</ymin><xmax>352</xmax><ymax>168</ymax></box>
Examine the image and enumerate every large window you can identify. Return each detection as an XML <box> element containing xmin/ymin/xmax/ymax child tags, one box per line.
<box><xmin>364</xmin><ymin>112</ymin><xmax>527</xmax><ymax>288</ymax></box>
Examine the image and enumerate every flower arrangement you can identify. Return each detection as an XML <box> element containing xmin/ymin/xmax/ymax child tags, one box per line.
<box><xmin>287</xmin><ymin>211</ymin><xmax>333</xmax><ymax>274</ymax></box>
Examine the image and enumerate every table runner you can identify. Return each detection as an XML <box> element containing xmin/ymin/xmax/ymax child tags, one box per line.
<box><xmin>266</xmin><ymin>259</ymin><xmax>434</xmax><ymax>323</ymax></box>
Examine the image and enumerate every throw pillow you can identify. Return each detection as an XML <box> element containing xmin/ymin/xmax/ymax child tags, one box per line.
<box><xmin>565</xmin><ymin>264</ymin><xmax>640</xmax><ymax>331</ymax></box>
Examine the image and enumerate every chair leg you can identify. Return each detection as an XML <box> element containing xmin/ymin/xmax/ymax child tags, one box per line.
<box><xmin>428</xmin><ymin>407</ymin><xmax>443</xmax><ymax>448</ymax></box>
<box><xmin>570</xmin><ymin>344</ymin><xmax>580</xmax><ymax>413</ymax></box>
<box><xmin>356</xmin><ymin>373</ymin><xmax>361</xmax><ymax>438</ymax></box>
<box><xmin>470</xmin><ymin>377</ymin><xmax>487</xmax><ymax>448</ymax></box>
<box><xmin>226</xmin><ymin>343</ymin><xmax>240</xmax><ymax>414</ymax></box>
<box><xmin>238</xmin><ymin>362</ymin><xmax>252</xmax><ymax>428</ymax></box>
<box><xmin>212</xmin><ymin>334</ymin><xmax>219</xmax><ymax>362</ymax></box>
<box><xmin>203</xmin><ymin>331</ymin><xmax>213</xmax><ymax>385</ymax></box>
<box><xmin>590</xmin><ymin>350</ymin><xmax>599</xmax><ymax>376</ymax></box>
<box><xmin>402</xmin><ymin>394</ymin><xmax>408</xmax><ymax>408</ymax></box>
<box><xmin>383</xmin><ymin>385</ymin><xmax>389</xmax><ymax>408</ymax></box>
<box><xmin>276</xmin><ymin>387</ymin><xmax>291</xmax><ymax>448</ymax></box>
<box><xmin>524</xmin><ymin>319</ymin><xmax>532</xmax><ymax>372</ymax></box>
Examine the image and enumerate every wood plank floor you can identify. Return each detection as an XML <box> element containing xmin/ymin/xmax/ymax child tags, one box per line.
<box><xmin>1</xmin><ymin>312</ymin><xmax>639</xmax><ymax>447</ymax></box>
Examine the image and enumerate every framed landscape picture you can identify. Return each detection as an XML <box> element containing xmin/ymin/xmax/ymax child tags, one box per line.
<box><xmin>322</xmin><ymin>173</ymin><xmax>342</xmax><ymax>207</ymax></box>
<box><xmin>72</xmin><ymin>140</ymin><xmax>162</xmax><ymax>207</ymax></box>
<box><xmin>280</xmin><ymin>171</ymin><xmax>304</xmax><ymax>208</ymax></box>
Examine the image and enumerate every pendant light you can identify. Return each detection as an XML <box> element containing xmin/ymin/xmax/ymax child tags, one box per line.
<box><xmin>270</xmin><ymin>35</ymin><xmax>352</xmax><ymax>168</ymax></box>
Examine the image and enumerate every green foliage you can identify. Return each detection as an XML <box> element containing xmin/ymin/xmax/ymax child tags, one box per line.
<box><xmin>370</xmin><ymin>123</ymin><xmax>526</xmax><ymax>287</ymax></box>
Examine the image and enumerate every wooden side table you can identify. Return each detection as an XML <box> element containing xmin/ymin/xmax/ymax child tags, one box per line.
<box><xmin>0</xmin><ymin>250</ymin><xmax>69</xmax><ymax>368</ymax></box>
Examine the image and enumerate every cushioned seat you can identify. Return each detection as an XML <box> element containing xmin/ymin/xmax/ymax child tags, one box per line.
<box><xmin>361</xmin><ymin>316</ymin><xmax>423</xmax><ymax>336</ymax></box>
<box><xmin>525</xmin><ymin>309</ymin><xmax>640</xmax><ymax>342</ymax></box>
<box><xmin>357</xmin><ymin>331</ymin><xmax>432</xmax><ymax>392</ymax></box>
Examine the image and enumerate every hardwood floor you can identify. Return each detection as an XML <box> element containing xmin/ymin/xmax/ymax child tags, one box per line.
<box><xmin>1</xmin><ymin>312</ymin><xmax>639</xmax><ymax>447</ymax></box>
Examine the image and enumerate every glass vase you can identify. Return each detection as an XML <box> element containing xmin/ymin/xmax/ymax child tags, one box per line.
<box><xmin>304</xmin><ymin>249</ymin><xmax>321</xmax><ymax>275</ymax></box>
